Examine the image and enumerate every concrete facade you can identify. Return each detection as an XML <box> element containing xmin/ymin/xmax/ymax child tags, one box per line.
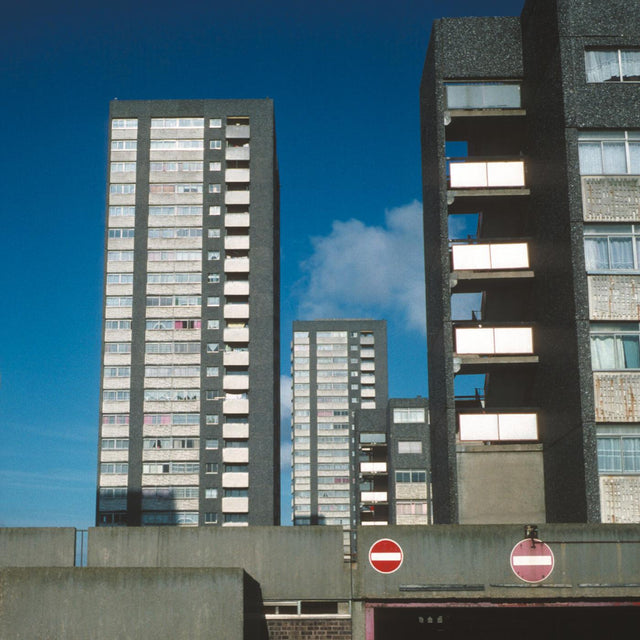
<box><xmin>98</xmin><ymin>100</ymin><xmax>280</xmax><ymax>528</ymax></box>
<box><xmin>420</xmin><ymin>0</ymin><xmax>640</xmax><ymax>525</ymax></box>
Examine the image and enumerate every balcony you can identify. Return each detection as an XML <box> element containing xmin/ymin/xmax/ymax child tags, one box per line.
<box><xmin>224</xmin><ymin>257</ymin><xmax>250</xmax><ymax>273</ymax></box>
<box><xmin>223</xmin><ymin>397</ymin><xmax>249</xmax><ymax>414</ymax></box>
<box><xmin>223</xmin><ymin>350</ymin><xmax>249</xmax><ymax>366</ymax></box>
<box><xmin>224</xmin><ymin>281</ymin><xmax>250</xmax><ymax>296</ymax></box>
<box><xmin>445</xmin><ymin>82</ymin><xmax>522</xmax><ymax>112</ymax></box>
<box><xmin>454</xmin><ymin>325</ymin><xmax>538</xmax><ymax>371</ymax></box>
<box><xmin>224</xmin><ymin>303</ymin><xmax>249</xmax><ymax>319</ymax></box>
<box><xmin>225</xmin><ymin>235</ymin><xmax>250</xmax><ymax>250</ymax></box>
<box><xmin>222</xmin><ymin>472</ymin><xmax>249</xmax><ymax>488</ymax></box>
<box><xmin>225</xmin><ymin>168</ymin><xmax>250</xmax><ymax>182</ymax></box>
<box><xmin>223</xmin><ymin>374</ymin><xmax>249</xmax><ymax>391</ymax></box>
<box><xmin>458</xmin><ymin>412</ymin><xmax>538</xmax><ymax>442</ymax></box>
<box><xmin>222</xmin><ymin>497</ymin><xmax>249</xmax><ymax>512</ymax></box>
<box><xmin>449</xmin><ymin>158</ymin><xmax>525</xmax><ymax>195</ymax></box>
<box><xmin>361</xmin><ymin>491</ymin><xmax>388</xmax><ymax>504</ymax></box>
<box><xmin>225</xmin><ymin>191</ymin><xmax>250</xmax><ymax>205</ymax></box>
<box><xmin>222</xmin><ymin>447</ymin><xmax>249</xmax><ymax>463</ymax></box>
<box><xmin>360</xmin><ymin>462</ymin><xmax>387</xmax><ymax>474</ymax></box>
<box><xmin>223</xmin><ymin>327</ymin><xmax>249</xmax><ymax>342</ymax></box>
<box><xmin>226</xmin><ymin>125</ymin><xmax>250</xmax><ymax>138</ymax></box>
<box><xmin>223</xmin><ymin>422</ymin><xmax>249</xmax><ymax>439</ymax></box>
<box><xmin>225</xmin><ymin>146</ymin><xmax>250</xmax><ymax>161</ymax></box>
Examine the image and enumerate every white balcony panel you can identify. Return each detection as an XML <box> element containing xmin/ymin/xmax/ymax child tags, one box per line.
<box><xmin>222</xmin><ymin>448</ymin><xmax>249</xmax><ymax>463</ymax></box>
<box><xmin>459</xmin><ymin>413</ymin><xmax>499</xmax><ymax>440</ymax></box>
<box><xmin>225</xmin><ymin>235</ymin><xmax>250</xmax><ymax>250</ymax></box>
<box><xmin>223</xmin><ymin>351</ymin><xmax>249</xmax><ymax>367</ymax></box>
<box><xmin>222</xmin><ymin>472</ymin><xmax>249</xmax><ymax>488</ymax></box>
<box><xmin>490</xmin><ymin>243</ymin><xmax>529</xmax><ymax>269</ymax></box>
<box><xmin>225</xmin><ymin>191</ymin><xmax>250</xmax><ymax>205</ymax></box>
<box><xmin>450</xmin><ymin>161</ymin><xmax>525</xmax><ymax>189</ymax></box>
<box><xmin>226</xmin><ymin>125</ymin><xmax>250</xmax><ymax>138</ymax></box>
<box><xmin>450</xmin><ymin>162</ymin><xmax>488</xmax><ymax>188</ymax></box>
<box><xmin>223</xmin><ymin>398</ymin><xmax>249</xmax><ymax>414</ymax></box>
<box><xmin>360</xmin><ymin>462</ymin><xmax>387</xmax><ymax>473</ymax></box>
<box><xmin>455</xmin><ymin>328</ymin><xmax>495</xmax><ymax>354</ymax></box>
<box><xmin>493</xmin><ymin>327</ymin><xmax>533</xmax><ymax>354</ymax></box>
<box><xmin>459</xmin><ymin>413</ymin><xmax>538</xmax><ymax>441</ymax></box>
<box><xmin>224</xmin><ymin>281</ymin><xmax>250</xmax><ymax>296</ymax></box>
<box><xmin>451</xmin><ymin>240</ymin><xmax>530</xmax><ymax>271</ymax></box>
<box><xmin>224</xmin><ymin>304</ymin><xmax>250</xmax><ymax>319</ymax></box>
<box><xmin>455</xmin><ymin>327</ymin><xmax>534</xmax><ymax>354</ymax></box>
<box><xmin>225</xmin><ymin>147</ymin><xmax>250</xmax><ymax>161</ymax></box>
<box><xmin>223</xmin><ymin>328</ymin><xmax>249</xmax><ymax>342</ymax></box>
<box><xmin>223</xmin><ymin>423</ymin><xmax>249</xmax><ymax>439</ymax></box>
<box><xmin>225</xmin><ymin>168</ymin><xmax>250</xmax><ymax>182</ymax></box>
<box><xmin>223</xmin><ymin>375</ymin><xmax>249</xmax><ymax>390</ymax></box>
<box><xmin>487</xmin><ymin>162</ymin><xmax>525</xmax><ymax>187</ymax></box>
<box><xmin>361</xmin><ymin>521</ymin><xmax>389</xmax><ymax>526</ymax></box>
<box><xmin>222</xmin><ymin>497</ymin><xmax>249</xmax><ymax>513</ymax></box>
<box><xmin>361</xmin><ymin>491</ymin><xmax>388</xmax><ymax>503</ymax></box>
<box><xmin>224</xmin><ymin>258</ymin><xmax>250</xmax><ymax>273</ymax></box>
<box><xmin>497</xmin><ymin>413</ymin><xmax>538</xmax><ymax>440</ymax></box>
<box><xmin>225</xmin><ymin>213</ymin><xmax>250</xmax><ymax>228</ymax></box>
<box><xmin>452</xmin><ymin>244</ymin><xmax>492</xmax><ymax>270</ymax></box>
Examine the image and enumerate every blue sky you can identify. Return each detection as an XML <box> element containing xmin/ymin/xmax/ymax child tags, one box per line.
<box><xmin>0</xmin><ymin>0</ymin><xmax>524</xmax><ymax>528</ymax></box>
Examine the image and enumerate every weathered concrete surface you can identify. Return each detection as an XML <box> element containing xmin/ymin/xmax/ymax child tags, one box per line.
<box><xmin>0</xmin><ymin>567</ymin><xmax>249</xmax><ymax>640</ymax></box>
<box><xmin>354</xmin><ymin>524</ymin><xmax>640</xmax><ymax>600</ymax></box>
<box><xmin>0</xmin><ymin>528</ymin><xmax>76</xmax><ymax>567</ymax></box>
<box><xmin>88</xmin><ymin>525</ymin><xmax>350</xmax><ymax>600</ymax></box>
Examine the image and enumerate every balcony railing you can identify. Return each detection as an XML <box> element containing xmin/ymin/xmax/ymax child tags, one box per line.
<box><xmin>361</xmin><ymin>491</ymin><xmax>388</xmax><ymax>504</ymax></box>
<box><xmin>454</xmin><ymin>326</ymin><xmax>534</xmax><ymax>355</ymax></box>
<box><xmin>445</xmin><ymin>82</ymin><xmax>521</xmax><ymax>110</ymax></box>
<box><xmin>360</xmin><ymin>462</ymin><xmax>387</xmax><ymax>474</ymax></box>
<box><xmin>451</xmin><ymin>242</ymin><xmax>529</xmax><ymax>271</ymax></box>
<box><xmin>449</xmin><ymin>160</ymin><xmax>525</xmax><ymax>189</ymax></box>
<box><xmin>458</xmin><ymin>412</ymin><xmax>538</xmax><ymax>441</ymax></box>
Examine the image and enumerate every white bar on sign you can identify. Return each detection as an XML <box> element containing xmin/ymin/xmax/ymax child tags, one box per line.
<box><xmin>512</xmin><ymin>556</ymin><xmax>553</xmax><ymax>566</ymax></box>
<box><xmin>370</xmin><ymin>553</ymin><xmax>402</xmax><ymax>561</ymax></box>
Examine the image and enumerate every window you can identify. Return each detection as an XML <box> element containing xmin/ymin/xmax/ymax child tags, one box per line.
<box><xmin>148</xmin><ymin>251</ymin><xmax>201</xmax><ymax>261</ymax></box>
<box><xmin>99</xmin><ymin>487</ymin><xmax>127</xmax><ymax>499</ymax></box>
<box><xmin>149</xmin><ymin>139</ymin><xmax>203</xmax><ymax>150</ymax></box>
<box><xmin>584</xmin><ymin>224</ymin><xmax>640</xmax><ymax>272</ymax></box>
<box><xmin>145</xmin><ymin>365</ymin><xmax>200</xmax><ymax>377</ymax></box>
<box><xmin>141</xmin><ymin>512</ymin><xmax>199</xmax><ymax>525</ymax></box>
<box><xmin>398</xmin><ymin>441</ymin><xmax>423</xmax><ymax>454</ymax></box>
<box><xmin>141</xmin><ymin>487</ymin><xmax>198</xmax><ymax>499</ymax></box>
<box><xmin>144</xmin><ymin>413</ymin><xmax>199</xmax><ymax>426</ymax></box>
<box><xmin>145</xmin><ymin>319</ymin><xmax>201</xmax><ymax>330</ymax></box>
<box><xmin>210</xmin><ymin>119</ymin><xmax>222</xmax><ymax>128</ymax></box>
<box><xmin>205</xmin><ymin>439</ymin><xmax>219</xmax><ymax>450</ymax></box>
<box><xmin>144</xmin><ymin>389</ymin><xmax>199</xmax><ymax>401</ymax></box>
<box><xmin>224</xmin><ymin>488</ymin><xmax>248</xmax><ymax>497</ymax></box>
<box><xmin>207</xmin><ymin>273</ymin><xmax>220</xmax><ymax>283</ymax></box>
<box><xmin>110</xmin><ymin>162</ymin><xmax>136</xmax><ymax>173</ymax></box>
<box><xmin>101</xmin><ymin>439</ymin><xmax>129</xmax><ymax>450</ymax></box>
<box><xmin>107</xmin><ymin>250</ymin><xmax>134</xmax><ymax>262</ymax></box>
<box><xmin>111</xmin><ymin>140</ymin><xmax>137</xmax><ymax>150</ymax></box>
<box><xmin>100</xmin><ymin>463</ymin><xmax>129</xmax><ymax>474</ymax></box>
<box><xmin>147</xmin><ymin>273</ymin><xmax>201</xmax><ymax>284</ymax></box>
<box><xmin>104</xmin><ymin>366</ymin><xmax>130</xmax><ymax>378</ymax></box>
<box><xmin>149</xmin><ymin>183</ymin><xmax>203</xmax><ymax>194</ymax></box>
<box><xmin>112</xmin><ymin>119</ymin><xmax>137</xmax><ymax>129</ymax></box>
<box><xmin>142</xmin><ymin>462</ymin><xmax>200</xmax><ymax>474</ymax></box>
<box><xmin>148</xmin><ymin>227</ymin><xmax>202</xmax><ymax>238</ymax></box>
<box><xmin>208</xmin><ymin>184</ymin><xmax>221</xmax><ymax>193</ymax></box>
<box><xmin>102</xmin><ymin>414</ymin><xmax>129</xmax><ymax>425</ymax></box>
<box><xmin>393</xmin><ymin>408</ymin><xmax>426</xmax><ymax>423</ymax></box>
<box><xmin>146</xmin><ymin>296</ymin><xmax>201</xmax><ymax>307</ymax></box>
<box><xmin>109</xmin><ymin>184</ymin><xmax>135</xmax><ymax>194</ymax></box>
<box><xmin>145</xmin><ymin>342</ymin><xmax>199</xmax><ymax>354</ymax></box>
<box><xmin>206</xmin><ymin>462</ymin><xmax>219</xmax><ymax>474</ymax></box>
<box><xmin>149</xmin><ymin>206</ymin><xmax>202</xmax><ymax>216</ymax></box>
<box><xmin>207</xmin><ymin>342</ymin><xmax>219</xmax><ymax>352</ymax></box>
<box><xmin>104</xmin><ymin>343</ymin><xmax>131</xmax><ymax>353</ymax></box>
<box><xmin>206</xmin><ymin>414</ymin><xmax>220</xmax><ymax>424</ymax></box>
<box><xmin>106</xmin><ymin>296</ymin><xmax>133</xmax><ymax>307</ymax></box>
<box><xmin>360</xmin><ymin>433</ymin><xmax>386</xmax><ymax>444</ymax></box>
<box><xmin>205</xmin><ymin>512</ymin><xmax>218</xmax><ymax>524</ymax></box>
<box><xmin>207</xmin><ymin>320</ymin><xmax>220</xmax><ymax>329</ymax></box>
<box><xmin>396</xmin><ymin>501</ymin><xmax>429</xmax><ymax>515</ymax></box>
<box><xmin>598</xmin><ymin>431</ymin><xmax>640</xmax><ymax>473</ymax></box>
<box><xmin>591</xmin><ymin>323</ymin><xmax>640</xmax><ymax>370</ymax></box>
<box><xmin>108</xmin><ymin>229</ymin><xmax>135</xmax><ymax>240</ymax></box>
<box><xmin>578</xmin><ymin>131</ymin><xmax>640</xmax><ymax>175</ymax></box>
<box><xmin>208</xmin><ymin>251</ymin><xmax>220</xmax><ymax>260</ymax></box>
<box><xmin>209</xmin><ymin>161</ymin><xmax>221</xmax><ymax>171</ymax></box>
<box><xmin>223</xmin><ymin>514</ymin><xmax>248</xmax><ymax>524</ymax></box>
<box><xmin>586</xmin><ymin>49</ymin><xmax>640</xmax><ymax>83</ymax></box>
<box><xmin>224</xmin><ymin>463</ymin><xmax>248</xmax><ymax>472</ymax></box>
<box><xmin>143</xmin><ymin>438</ymin><xmax>198</xmax><ymax>449</ymax></box>
<box><xmin>105</xmin><ymin>320</ymin><xmax>131</xmax><ymax>330</ymax></box>
<box><xmin>209</xmin><ymin>205</ymin><xmax>221</xmax><ymax>216</ymax></box>
<box><xmin>209</xmin><ymin>140</ymin><xmax>222</xmax><ymax>150</ymax></box>
<box><xmin>396</xmin><ymin>470</ymin><xmax>427</xmax><ymax>483</ymax></box>
<box><xmin>150</xmin><ymin>161</ymin><xmax>203</xmax><ymax>172</ymax></box>
<box><xmin>109</xmin><ymin>206</ymin><xmax>135</xmax><ymax>217</ymax></box>
<box><xmin>151</xmin><ymin>118</ymin><xmax>204</xmax><ymax>128</ymax></box>
<box><xmin>208</xmin><ymin>228</ymin><xmax>221</xmax><ymax>238</ymax></box>
<box><xmin>206</xmin><ymin>367</ymin><xmax>219</xmax><ymax>377</ymax></box>
<box><xmin>106</xmin><ymin>273</ymin><xmax>133</xmax><ymax>284</ymax></box>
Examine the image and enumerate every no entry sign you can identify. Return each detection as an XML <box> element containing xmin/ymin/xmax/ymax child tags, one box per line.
<box><xmin>510</xmin><ymin>538</ymin><xmax>555</xmax><ymax>583</ymax></box>
<box><xmin>369</xmin><ymin>538</ymin><xmax>403</xmax><ymax>574</ymax></box>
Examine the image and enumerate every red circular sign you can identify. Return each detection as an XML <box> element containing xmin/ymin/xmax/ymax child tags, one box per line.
<box><xmin>510</xmin><ymin>539</ymin><xmax>554</xmax><ymax>583</ymax></box>
<box><xmin>369</xmin><ymin>538</ymin><xmax>403</xmax><ymax>574</ymax></box>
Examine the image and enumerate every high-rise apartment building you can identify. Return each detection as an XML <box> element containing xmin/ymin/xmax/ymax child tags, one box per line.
<box><xmin>97</xmin><ymin>99</ymin><xmax>280</xmax><ymax>527</ymax></box>
<box><xmin>290</xmin><ymin>320</ymin><xmax>388</xmax><ymax>536</ymax></box>
<box><xmin>421</xmin><ymin>0</ymin><xmax>640</xmax><ymax>525</ymax></box>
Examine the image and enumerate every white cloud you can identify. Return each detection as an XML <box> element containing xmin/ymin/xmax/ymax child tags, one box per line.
<box><xmin>297</xmin><ymin>200</ymin><xmax>426</xmax><ymax>333</ymax></box>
